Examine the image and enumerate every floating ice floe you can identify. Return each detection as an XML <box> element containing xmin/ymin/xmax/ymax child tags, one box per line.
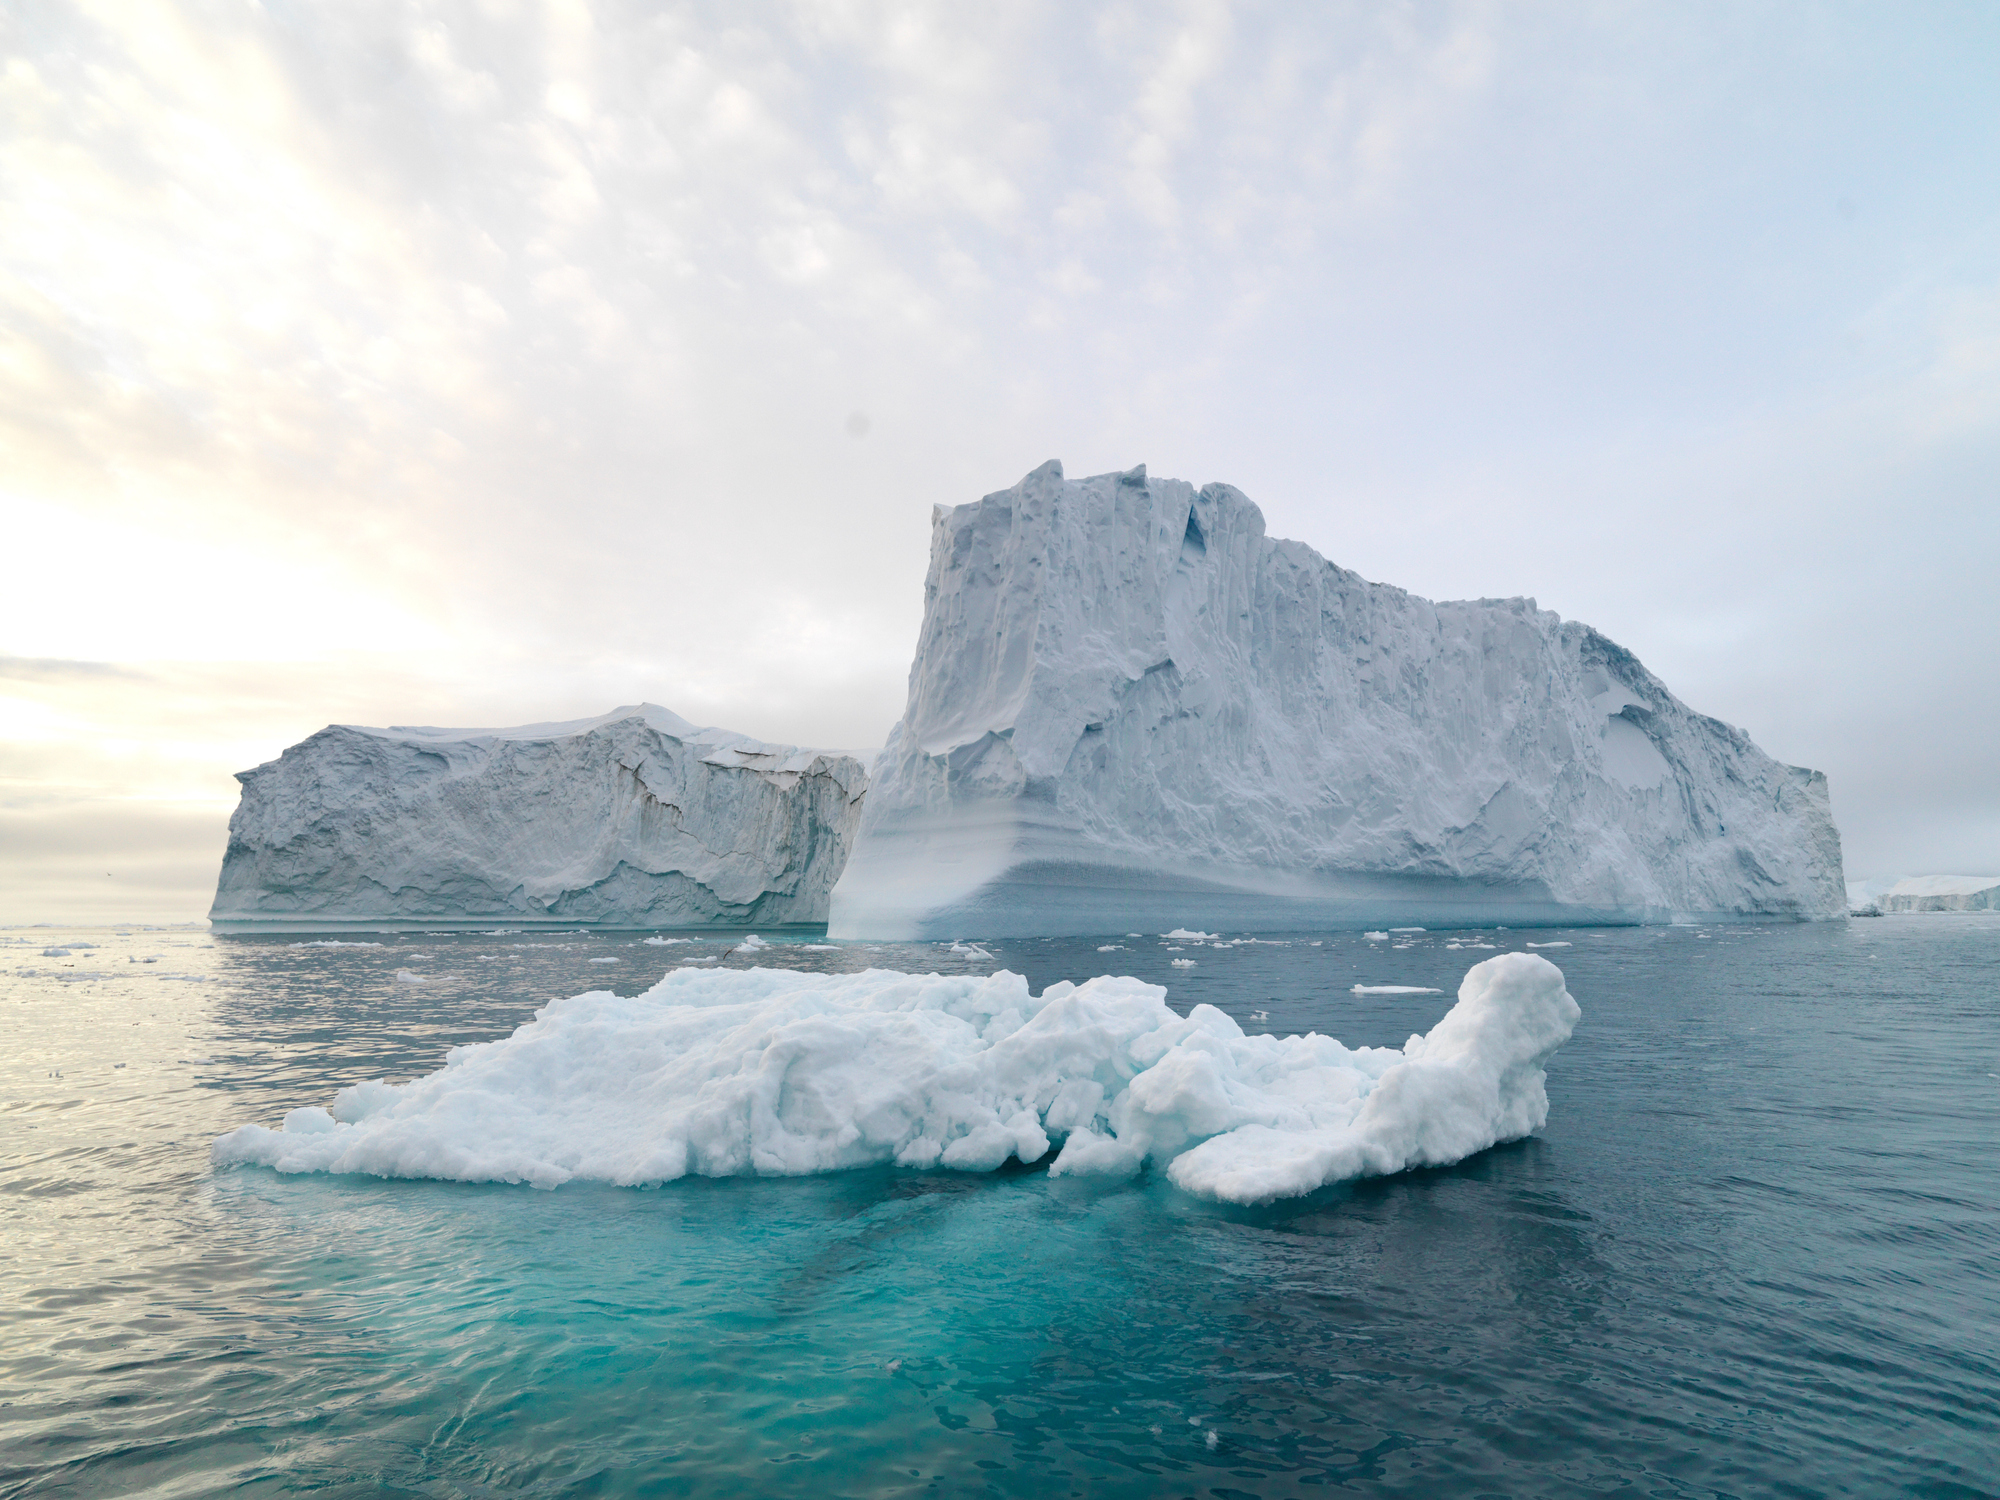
<box><xmin>947</xmin><ymin>942</ymin><xmax>994</xmax><ymax>960</ymax></box>
<box><xmin>211</xmin><ymin>952</ymin><xmax>1579</xmax><ymax>1206</ymax></box>
<box><xmin>642</xmin><ymin>936</ymin><xmax>691</xmax><ymax>946</ymax></box>
<box><xmin>1171</xmin><ymin>958</ymin><xmax>1197</xmax><ymax>968</ymax></box>
<box><xmin>289</xmin><ymin>940</ymin><xmax>385</xmax><ymax>948</ymax></box>
<box><xmin>1163</xmin><ymin>929</ymin><xmax>1220</xmax><ymax>942</ymax></box>
<box><xmin>1352</xmin><ymin>984</ymin><xmax>1443</xmax><ymax>995</ymax></box>
<box><xmin>730</xmin><ymin>935</ymin><xmax>771</xmax><ymax>955</ymax></box>
<box><xmin>393</xmin><ymin>970</ymin><xmax>429</xmax><ymax>986</ymax></box>
<box><xmin>1526</xmin><ymin>941</ymin><xmax>1572</xmax><ymax>948</ymax></box>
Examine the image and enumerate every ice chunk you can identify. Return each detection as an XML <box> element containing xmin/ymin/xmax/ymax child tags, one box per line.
<box><xmin>393</xmin><ymin>969</ymin><xmax>428</xmax><ymax>985</ymax></box>
<box><xmin>1352</xmin><ymin>984</ymin><xmax>1442</xmax><ymax>995</ymax></box>
<box><xmin>211</xmin><ymin>953</ymin><xmax>1578</xmax><ymax>1206</ymax></box>
<box><xmin>212</xmin><ymin>705</ymin><xmax>869</xmax><ymax>932</ymax></box>
<box><xmin>827</xmin><ymin>463</ymin><xmax>1844</xmax><ymax>939</ymax></box>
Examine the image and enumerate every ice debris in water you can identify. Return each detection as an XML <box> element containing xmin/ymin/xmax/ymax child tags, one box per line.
<box><xmin>393</xmin><ymin>969</ymin><xmax>429</xmax><ymax>986</ymax></box>
<box><xmin>730</xmin><ymin>935</ymin><xmax>771</xmax><ymax>954</ymax></box>
<box><xmin>1163</xmin><ymin>929</ymin><xmax>1219</xmax><ymax>941</ymax></box>
<box><xmin>1526</xmin><ymin>941</ymin><xmax>1572</xmax><ymax>948</ymax></box>
<box><xmin>289</xmin><ymin>940</ymin><xmax>384</xmax><ymax>948</ymax></box>
<box><xmin>211</xmin><ymin>952</ymin><xmax>1579</xmax><ymax>1207</ymax></box>
<box><xmin>1364</xmin><ymin>931</ymin><xmax>1389</xmax><ymax>941</ymax></box>
<box><xmin>948</xmin><ymin>942</ymin><xmax>994</xmax><ymax>960</ymax></box>
<box><xmin>643</xmin><ymin>936</ymin><xmax>691</xmax><ymax>946</ymax></box>
<box><xmin>1353</xmin><ymin>984</ymin><xmax>1442</xmax><ymax>995</ymax></box>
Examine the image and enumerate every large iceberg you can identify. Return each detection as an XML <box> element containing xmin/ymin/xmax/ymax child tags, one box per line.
<box><xmin>829</xmin><ymin>461</ymin><xmax>1844</xmax><ymax>938</ymax></box>
<box><xmin>211</xmin><ymin>705</ymin><xmax>868</xmax><ymax>931</ymax></box>
<box><xmin>211</xmin><ymin>951</ymin><xmax>1580</xmax><ymax>1207</ymax></box>
<box><xmin>1874</xmin><ymin>876</ymin><xmax>2000</xmax><ymax>913</ymax></box>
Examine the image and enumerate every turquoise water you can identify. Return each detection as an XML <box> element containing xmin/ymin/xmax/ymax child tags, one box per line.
<box><xmin>4</xmin><ymin>919</ymin><xmax>1996</xmax><ymax>1496</ymax></box>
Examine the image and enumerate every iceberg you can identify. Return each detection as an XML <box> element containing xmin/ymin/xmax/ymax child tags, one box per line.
<box><xmin>210</xmin><ymin>951</ymin><xmax>1580</xmax><ymax>1206</ymax></box>
<box><xmin>211</xmin><ymin>705</ymin><xmax>867</xmax><ymax>931</ymax></box>
<box><xmin>1874</xmin><ymin>876</ymin><xmax>2000</xmax><ymax>913</ymax></box>
<box><xmin>828</xmin><ymin>462</ymin><xmax>1845</xmax><ymax>938</ymax></box>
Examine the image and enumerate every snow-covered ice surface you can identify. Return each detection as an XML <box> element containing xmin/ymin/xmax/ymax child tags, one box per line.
<box><xmin>828</xmin><ymin>462</ymin><xmax>1844</xmax><ymax>938</ymax></box>
<box><xmin>211</xmin><ymin>705</ymin><xmax>869</xmax><ymax>932</ymax></box>
<box><xmin>212</xmin><ymin>952</ymin><xmax>1578</xmax><ymax>1207</ymax></box>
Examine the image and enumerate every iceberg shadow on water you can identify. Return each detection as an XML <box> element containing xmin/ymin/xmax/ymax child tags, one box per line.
<box><xmin>212</xmin><ymin>952</ymin><xmax>1581</xmax><ymax>1207</ymax></box>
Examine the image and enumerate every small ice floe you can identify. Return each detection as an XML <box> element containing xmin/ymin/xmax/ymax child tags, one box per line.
<box><xmin>1171</xmin><ymin>958</ymin><xmax>1196</xmax><ymax>968</ymax></box>
<box><xmin>948</xmin><ymin>942</ymin><xmax>993</xmax><ymax>960</ymax></box>
<box><xmin>1097</xmin><ymin>944</ymin><xmax>1123</xmax><ymax>952</ymax></box>
<box><xmin>886</xmin><ymin>1359</ymin><xmax>902</xmax><ymax>1373</ymax></box>
<box><xmin>642</xmin><ymin>936</ymin><xmax>691</xmax><ymax>946</ymax></box>
<box><xmin>1126</xmin><ymin>933</ymin><xmax>1142</xmax><ymax>938</ymax></box>
<box><xmin>680</xmin><ymin>956</ymin><xmax>719</xmax><ymax>965</ymax></box>
<box><xmin>802</xmin><ymin>944</ymin><xmax>841</xmax><ymax>951</ymax></box>
<box><xmin>588</xmin><ymin>957</ymin><xmax>618</xmax><ymax>964</ymax></box>
<box><xmin>1390</xmin><ymin>927</ymin><xmax>1426</xmax><ymax>933</ymax></box>
<box><xmin>288</xmin><ymin>940</ymin><xmax>384</xmax><ymax>948</ymax></box>
<box><xmin>394</xmin><ymin>969</ymin><xmax>429</xmax><ymax>986</ymax></box>
<box><xmin>1162</xmin><ymin>928</ymin><xmax>1219</xmax><ymax>941</ymax></box>
<box><xmin>1205</xmin><ymin>1430</ymin><xmax>1219</xmax><ymax>1450</ymax></box>
<box><xmin>1363</xmin><ymin>931</ymin><xmax>1389</xmax><ymax>941</ymax></box>
<box><xmin>482</xmin><ymin>929</ymin><xmax>519</xmax><ymax>936</ymax></box>
<box><xmin>1352</xmin><ymin>984</ymin><xmax>1442</xmax><ymax>995</ymax></box>
<box><xmin>42</xmin><ymin>947</ymin><xmax>72</xmax><ymax>958</ymax></box>
<box><xmin>216</xmin><ymin>954</ymin><xmax>1580</xmax><ymax>1206</ymax></box>
<box><xmin>730</xmin><ymin>935</ymin><xmax>771</xmax><ymax>955</ymax></box>
<box><xmin>1310</xmin><ymin>940</ymin><xmax>1323</xmax><ymax>947</ymax></box>
<box><xmin>1249</xmin><ymin>1009</ymin><xmax>1269</xmax><ymax>1021</ymax></box>
<box><xmin>1526</xmin><ymin>941</ymin><xmax>1572</xmax><ymax>948</ymax></box>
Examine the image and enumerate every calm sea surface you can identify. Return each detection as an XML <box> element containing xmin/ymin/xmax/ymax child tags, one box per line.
<box><xmin>3</xmin><ymin>917</ymin><xmax>1995</xmax><ymax>1498</ymax></box>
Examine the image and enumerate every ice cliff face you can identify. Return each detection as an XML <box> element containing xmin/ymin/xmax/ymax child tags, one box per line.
<box><xmin>829</xmin><ymin>461</ymin><xmax>1845</xmax><ymax>938</ymax></box>
<box><xmin>212</xmin><ymin>706</ymin><xmax>867</xmax><ymax>930</ymax></box>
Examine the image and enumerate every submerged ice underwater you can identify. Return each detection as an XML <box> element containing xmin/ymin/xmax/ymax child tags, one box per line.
<box><xmin>8</xmin><ymin>920</ymin><xmax>1996</xmax><ymax>1497</ymax></box>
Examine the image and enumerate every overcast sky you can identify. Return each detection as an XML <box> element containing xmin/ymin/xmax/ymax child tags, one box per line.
<box><xmin>3</xmin><ymin>0</ymin><xmax>1997</xmax><ymax>921</ymax></box>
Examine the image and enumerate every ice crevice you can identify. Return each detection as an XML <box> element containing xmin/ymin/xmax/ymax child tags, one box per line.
<box><xmin>211</xmin><ymin>952</ymin><xmax>1580</xmax><ymax>1206</ymax></box>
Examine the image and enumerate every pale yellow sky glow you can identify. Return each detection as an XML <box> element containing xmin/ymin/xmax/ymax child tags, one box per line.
<box><xmin>4</xmin><ymin>0</ymin><xmax>1997</xmax><ymax>921</ymax></box>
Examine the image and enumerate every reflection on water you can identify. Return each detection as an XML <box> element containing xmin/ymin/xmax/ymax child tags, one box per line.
<box><xmin>2</xmin><ymin>919</ymin><xmax>1996</xmax><ymax>1496</ymax></box>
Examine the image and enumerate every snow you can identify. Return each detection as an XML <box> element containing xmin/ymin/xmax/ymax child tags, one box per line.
<box><xmin>1875</xmin><ymin>876</ymin><xmax>2000</xmax><ymax>913</ymax></box>
<box><xmin>827</xmin><ymin>462</ymin><xmax>1844</xmax><ymax>939</ymax></box>
<box><xmin>212</xmin><ymin>951</ymin><xmax>1579</xmax><ymax>1207</ymax></box>
<box><xmin>212</xmin><ymin>704</ymin><xmax>869</xmax><ymax>932</ymax></box>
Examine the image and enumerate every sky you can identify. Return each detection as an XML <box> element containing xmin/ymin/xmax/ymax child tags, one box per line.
<box><xmin>3</xmin><ymin>0</ymin><xmax>1997</xmax><ymax>922</ymax></box>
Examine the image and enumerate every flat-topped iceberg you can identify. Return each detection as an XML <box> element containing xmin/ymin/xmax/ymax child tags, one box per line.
<box><xmin>211</xmin><ymin>951</ymin><xmax>1580</xmax><ymax>1206</ymax></box>
<box><xmin>1874</xmin><ymin>876</ymin><xmax>2000</xmax><ymax>913</ymax></box>
<box><xmin>829</xmin><ymin>461</ymin><xmax>1844</xmax><ymax>938</ymax></box>
<box><xmin>211</xmin><ymin>705</ymin><xmax>867</xmax><ymax>931</ymax></box>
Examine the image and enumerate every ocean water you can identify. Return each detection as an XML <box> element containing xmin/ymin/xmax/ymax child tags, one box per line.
<box><xmin>3</xmin><ymin>918</ymin><xmax>1995</xmax><ymax>1498</ymax></box>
